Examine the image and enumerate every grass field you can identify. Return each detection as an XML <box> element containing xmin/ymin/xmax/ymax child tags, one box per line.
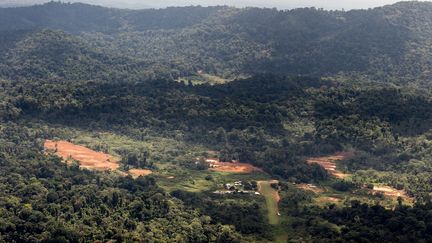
<box><xmin>258</xmin><ymin>181</ymin><xmax>280</xmax><ymax>225</ymax></box>
<box><xmin>274</xmin><ymin>229</ymin><xmax>289</xmax><ymax>243</ymax></box>
<box><xmin>156</xmin><ymin>161</ymin><xmax>270</xmax><ymax>192</ymax></box>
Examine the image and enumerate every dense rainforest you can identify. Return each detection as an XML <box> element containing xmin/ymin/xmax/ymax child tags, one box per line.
<box><xmin>3</xmin><ymin>1</ymin><xmax>432</xmax><ymax>242</ymax></box>
<box><xmin>1</xmin><ymin>1</ymin><xmax>432</xmax><ymax>83</ymax></box>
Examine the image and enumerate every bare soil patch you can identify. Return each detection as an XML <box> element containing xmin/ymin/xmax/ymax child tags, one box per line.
<box><xmin>372</xmin><ymin>185</ymin><xmax>412</xmax><ymax>201</ymax></box>
<box><xmin>129</xmin><ymin>169</ymin><xmax>153</xmax><ymax>178</ymax></box>
<box><xmin>207</xmin><ymin>159</ymin><xmax>263</xmax><ymax>174</ymax></box>
<box><xmin>316</xmin><ymin>196</ymin><xmax>341</xmax><ymax>203</ymax></box>
<box><xmin>45</xmin><ymin>140</ymin><xmax>120</xmax><ymax>171</ymax></box>
<box><xmin>45</xmin><ymin>140</ymin><xmax>152</xmax><ymax>178</ymax></box>
<box><xmin>307</xmin><ymin>152</ymin><xmax>353</xmax><ymax>179</ymax></box>
<box><xmin>297</xmin><ymin>183</ymin><xmax>326</xmax><ymax>194</ymax></box>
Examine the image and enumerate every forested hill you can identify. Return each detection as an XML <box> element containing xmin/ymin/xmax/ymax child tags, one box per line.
<box><xmin>5</xmin><ymin>2</ymin><xmax>432</xmax><ymax>242</ymax></box>
<box><xmin>0</xmin><ymin>2</ymin><xmax>224</xmax><ymax>33</ymax></box>
<box><xmin>0</xmin><ymin>29</ymin><xmax>165</xmax><ymax>81</ymax></box>
<box><xmin>1</xmin><ymin>1</ymin><xmax>432</xmax><ymax>83</ymax></box>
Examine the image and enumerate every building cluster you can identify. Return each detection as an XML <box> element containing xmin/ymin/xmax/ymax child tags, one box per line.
<box><xmin>213</xmin><ymin>180</ymin><xmax>260</xmax><ymax>195</ymax></box>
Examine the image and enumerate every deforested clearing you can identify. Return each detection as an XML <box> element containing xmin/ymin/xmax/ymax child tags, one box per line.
<box><xmin>372</xmin><ymin>185</ymin><xmax>412</xmax><ymax>201</ymax></box>
<box><xmin>208</xmin><ymin>160</ymin><xmax>263</xmax><ymax>173</ymax></box>
<box><xmin>44</xmin><ymin>140</ymin><xmax>120</xmax><ymax>171</ymax></box>
<box><xmin>129</xmin><ymin>169</ymin><xmax>153</xmax><ymax>178</ymax></box>
<box><xmin>297</xmin><ymin>183</ymin><xmax>326</xmax><ymax>194</ymax></box>
<box><xmin>307</xmin><ymin>152</ymin><xmax>353</xmax><ymax>179</ymax></box>
<box><xmin>316</xmin><ymin>197</ymin><xmax>341</xmax><ymax>204</ymax></box>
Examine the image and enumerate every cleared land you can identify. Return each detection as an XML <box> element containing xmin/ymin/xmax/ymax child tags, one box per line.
<box><xmin>316</xmin><ymin>196</ymin><xmax>341</xmax><ymax>203</ymax></box>
<box><xmin>129</xmin><ymin>169</ymin><xmax>153</xmax><ymax>178</ymax></box>
<box><xmin>45</xmin><ymin>140</ymin><xmax>152</xmax><ymax>178</ymax></box>
<box><xmin>307</xmin><ymin>152</ymin><xmax>353</xmax><ymax>179</ymax></box>
<box><xmin>297</xmin><ymin>183</ymin><xmax>326</xmax><ymax>194</ymax></box>
<box><xmin>372</xmin><ymin>185</ymin><xmax>412</xmax><ymax>202</ymax></box>
<box><xmin>207</xmin><ymin>160</ymin><xmax>263</xmax><ymax>173</ymax></box>
<box><xmin>44</xmin><ymin>140</ymin><xmax>120</xmax><ymax>171</ymax></box>
<box><xmin>258</xmin><ymin>180</ymin><xmax>280</xmax><ymax>225</ymax></box>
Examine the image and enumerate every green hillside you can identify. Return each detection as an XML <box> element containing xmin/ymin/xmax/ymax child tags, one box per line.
<box><xmin>0</xmin><ymin>2</ymin><xmax>432</xmax><ymax>83</ymax></box>
<box><xmin>3</xmin><ymin>1</ymin><xmax>432</xmax><ymax>242</ymax></box>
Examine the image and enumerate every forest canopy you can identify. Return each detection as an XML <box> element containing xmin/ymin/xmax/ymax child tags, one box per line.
<box><xmin>2</xmin><ymin>1</ymin><xmax>432</xmax><ymax>242</ymax></box>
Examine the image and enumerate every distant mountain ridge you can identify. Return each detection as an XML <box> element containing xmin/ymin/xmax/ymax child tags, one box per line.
<box><xmin>1</xmin><ymin>1</ymin><xmax>432</xmax><ymax>84</ymax></box>
<box><xmin>0</xmin><ymin>0</ymin><xmax>153</xmax><ymax>9</ymax></box>
<box><xmin>0</xmin><ymin>2</ymin><xmax>224</xmax><ymax>33</ymax></box>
